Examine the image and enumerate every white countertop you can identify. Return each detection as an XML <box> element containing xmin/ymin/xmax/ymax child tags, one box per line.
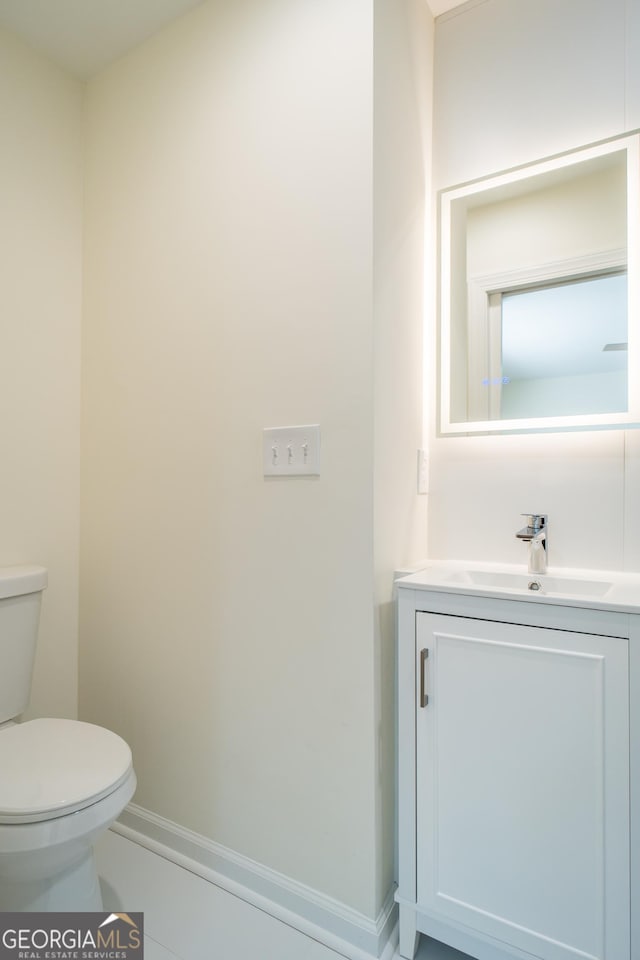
<box><xmin>396</xmin><ymin>559</ymin><xmax>640</xmax><ymax>614</ymax></box>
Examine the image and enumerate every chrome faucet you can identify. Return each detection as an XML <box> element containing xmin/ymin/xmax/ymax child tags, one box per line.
<box><xmin>516</xmin><ymin>514</ymin><xmax>547</xmax><ymax>574</ymax></box>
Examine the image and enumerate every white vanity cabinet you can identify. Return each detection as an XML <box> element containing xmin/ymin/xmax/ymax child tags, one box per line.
<box><xmin>396</xmin><ymin>573</ymin><xmax>640</xmax><ymax>960</ymax></box>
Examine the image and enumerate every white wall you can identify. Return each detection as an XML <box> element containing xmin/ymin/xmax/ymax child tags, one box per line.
<box><xmin>428</xmin><ymin>0</ymin><xmax>640</xmax><ymax>572</ymax></box>
<box><xmin>373</xmin><ymin>0</ymin><xmax>433</xmax><ymax>907</ymax></box>
<box><xmin>79</xmin><ymin>0</ymin><xmax>429</xmax><ymax>922</ymax></box>
<box><xmin>0</xmin><ymin>27</ymin><xmax>83</xmax><ymax>720</ymax></box>
<box><xmin>432</xmin><ymin>0</ymin><xmax>633</xmax><ymax>187</ymax></box>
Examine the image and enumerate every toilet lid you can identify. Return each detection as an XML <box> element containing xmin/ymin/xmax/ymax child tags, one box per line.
<box><xmin>0</xmin><ymin>718</ymin><xmax>133</xmax><ymax>824</ymax></box>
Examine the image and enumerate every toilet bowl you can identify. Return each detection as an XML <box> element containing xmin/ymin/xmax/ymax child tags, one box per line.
<box><xmin>0</xmin><ymin>718</ymin><xmax>136</xmax><ymax>911</ymax></box>
<box><xmin>0</xmin><ymin>566</ymin><xmax>136</xmax><ymax>911</ymax></box>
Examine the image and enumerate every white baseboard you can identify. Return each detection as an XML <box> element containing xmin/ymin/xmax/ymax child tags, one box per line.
<box><xmin>113</xmin><ymin>803</ymin><xmax>398</xmax><ymax>960</ymax></box>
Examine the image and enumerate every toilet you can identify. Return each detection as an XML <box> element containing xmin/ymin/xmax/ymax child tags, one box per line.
<box><xmin>0</xmin><ymin>565</ymin><xmax>136</xmax><ymax>912</ymax></box>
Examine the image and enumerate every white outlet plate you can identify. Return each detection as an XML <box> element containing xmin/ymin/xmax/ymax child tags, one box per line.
<box><xmin>263</xmin><ymin>425</ymin><xmax>321</xmax><ymax>477</ymax></box>
<box><xmin>417</xmin><ymin>449</ymin><xmax>429</xmax><ymax>495</ymax></box>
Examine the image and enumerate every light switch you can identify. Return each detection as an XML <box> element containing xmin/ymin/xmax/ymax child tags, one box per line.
<box><xmin>263</xmin><ymin>425</ymin><xmax>320</xmax><ymax>477</ymax></box>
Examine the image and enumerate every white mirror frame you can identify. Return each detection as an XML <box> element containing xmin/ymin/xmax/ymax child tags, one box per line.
<box><xmin>439</xmin><ymin>131</ymin><xmax>640</xmax><ymax>435</ymax></box>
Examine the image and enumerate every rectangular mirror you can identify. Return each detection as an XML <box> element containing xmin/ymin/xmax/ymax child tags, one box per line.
<box><xmin>439</xmin><ymin>131</ymin><xmax>640</xmax><ymax>435</ymax></box>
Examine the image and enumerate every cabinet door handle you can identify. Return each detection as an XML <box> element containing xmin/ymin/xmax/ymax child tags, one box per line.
<box><xmin>420</xmin><ymin>648</ymin><xmax>429</xmax><ymax>707</ymax></box>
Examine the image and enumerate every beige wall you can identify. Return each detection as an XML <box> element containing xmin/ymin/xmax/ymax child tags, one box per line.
<box><xmin>79</xmin><ymin>0</ymin><xmax>429</xmax><ymax>919</ymax></box>
<box><xmin>466</xmin><ymin>163</ymin><xmax>627</xmax><ymax>279</ymax></box>
<box><xmin>0</xmin><ymin>0</ymin><xmax>430</xmax><ymax>920</ymax></box>
<box><xmin>428</xmin><ymin>0</ymin><xmax>640</xmax><ymax>573</ymax></box>
<box><xmin>0</xmin><ymin>27</ymin><xmax>83</xmax><ymax>721</ymax></box>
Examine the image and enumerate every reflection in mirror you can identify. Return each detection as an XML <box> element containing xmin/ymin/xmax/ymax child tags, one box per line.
<box><xmin>440</xmin><ymin>132</ymin><xmax>640</xmax><ymax>434</ymax></box>
<box><xmin>500</xmin><ymin>272</ymin><xmax>627</xmax><ymax>419</ymax></box>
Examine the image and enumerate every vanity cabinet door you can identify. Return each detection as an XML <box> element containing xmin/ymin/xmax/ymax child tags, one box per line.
<box><xmin>415</xmin><ymin>613</ymin><xmax>629</xmax><ymax>960</ymax></box>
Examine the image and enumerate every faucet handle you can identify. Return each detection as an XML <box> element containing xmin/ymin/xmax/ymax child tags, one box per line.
<box><xmin>521</xmin><ymin>513</ymin><xmax>546</xmax><ymax>530</ymax></box>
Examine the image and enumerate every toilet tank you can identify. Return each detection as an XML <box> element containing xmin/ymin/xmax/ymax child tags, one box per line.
<box><xmin>0</xmin><ymin>566</ymin><xmax>48</xmax><ymax>723</ymax></box>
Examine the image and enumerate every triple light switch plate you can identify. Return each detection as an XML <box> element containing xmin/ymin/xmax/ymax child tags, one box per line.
<box><xmin>263</xmin><ymin>425</ymin><xmax>320</xmax><ymax>477</ymax></box>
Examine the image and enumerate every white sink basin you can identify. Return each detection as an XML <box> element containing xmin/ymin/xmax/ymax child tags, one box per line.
<box><xmin>444</xmin><ymin>568</ymin><xmax>613</xmax><ymax>598</ymax></box>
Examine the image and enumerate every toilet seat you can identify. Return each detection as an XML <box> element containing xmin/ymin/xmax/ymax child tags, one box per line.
<box><xmin>0</xmin><ymin>718</ymin><xmax>132</xmax><ymax>824</ymax></box>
